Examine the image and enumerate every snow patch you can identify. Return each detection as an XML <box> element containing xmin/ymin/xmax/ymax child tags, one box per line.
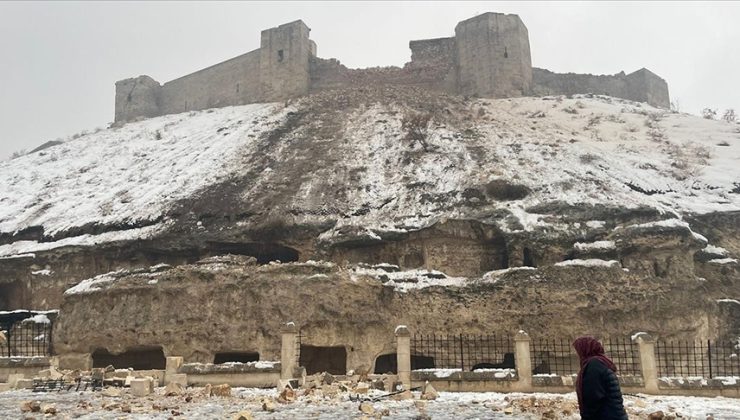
<box><xmin>573</xmin><ymin>240</ymin><xmax>616</xmax><ymax>251</ymax></box>
<box><xmin>555</xmin><ymin>259</ymin><xmax>620</xmax><ymax>268</ymax></box>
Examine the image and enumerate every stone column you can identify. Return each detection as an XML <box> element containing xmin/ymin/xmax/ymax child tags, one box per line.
<box><xmin>164</xmin><ymin>356</ymin><xmax>184</xmax><ymax>386</ymax></box>
<box><xmin>633</xmin><ymin>332</ymin><xmax>659</xmax><ymax>393</ymax></box>
<box><xmin>281</xmin><ymin>321</ymin><xmax>298</xmax><ymax>379</ymax></box>
<box><xmin>514</xmin><ymin>330</ymin><xmax>532</xmax><ymax>391</ymax></box>
<box><xmin>395</xmin><ymin>325</ymin><xmax>411</xmax><ymax>389</ymax></box>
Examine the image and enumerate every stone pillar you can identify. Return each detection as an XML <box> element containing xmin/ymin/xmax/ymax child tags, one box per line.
<box><xmin>395</xmin><ymin>325</ymin><xmax>411</xmax><ymax>389</ymax></box>
<box><xmin>281</xmin><ymin>321</ymin><xmax>298</xmax><ymax>379</ymax></box>
<box><xmin>514</xmin><ymin>330</ymin><xmax>532</xmax><ymax>390</ymax></box>
<box><xmin>164</xmin><ymin>356</ymin><xmax>184</xmax><ymax>385</ymax></box>
<box><xmin>633</xmin><ymin>332</ymin><xmax>659</xmax><ymax>393</ymax></box>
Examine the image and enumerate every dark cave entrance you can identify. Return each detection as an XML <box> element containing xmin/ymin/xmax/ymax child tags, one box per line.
<box><xmin>411</xmin><ymin>354</ymin><xmax>436</xmax><ymax>370</ymax></box>
<box><xmin>299</xmin><ymin>345</ymin><xmax>347</xmax><ymax>375</ymax></box>
<box><xmin>213</xmin><ymin>351</ymin><xmax>260</xmax><ymax>364</ymax></box>
<box><xmin>374</xmin><ymin>353</ymin><xmax>397</xmax><ymax>374</ymax></box>
<box><xmin>0</xmin><ymin>281</ymin><xmax>26</xmax><ymax>310</ymax></box>
<box><xmin>91</xmin><ymin>346</ymin><xmax>166</xmax><ymax>370</ymax></box>
<box><xmin>523</xmin><ymin>247</ymin><xmax>536</xmax><ymax>267</ymax></box>
<box><xmin>206</xmin><ymin>242</ymin><xmax>299</xmax><ymax>264</ymax></box>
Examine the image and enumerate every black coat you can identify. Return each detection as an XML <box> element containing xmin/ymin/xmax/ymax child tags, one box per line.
<box><xmin>579</xmin><ymin>359</ymin><xmax>628</xmax><ymax>420</ymax></box>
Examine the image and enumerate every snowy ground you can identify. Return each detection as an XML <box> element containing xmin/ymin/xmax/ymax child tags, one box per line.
<box><xmin>1</xmin><ymin>388</ymin><xmax>739</xmax><ymax>419</ymax></box>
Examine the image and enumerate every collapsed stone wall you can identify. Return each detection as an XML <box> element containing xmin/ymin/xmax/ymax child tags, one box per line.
<box><xmin>532</xmin><ymin>67</ymin><xmax>670</xmax><ymax>109</ymax></box>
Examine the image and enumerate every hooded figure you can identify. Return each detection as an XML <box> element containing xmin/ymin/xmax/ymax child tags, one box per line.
<box><xmin>573</xmin><ymin>337</ymin><xmax>628</xmax><ymax>420</ymax></box>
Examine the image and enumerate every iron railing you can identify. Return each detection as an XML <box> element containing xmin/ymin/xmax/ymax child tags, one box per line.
<box><xmin>530</xmin><ymin>337</ymin><xmax>641</xmax><ymax>376</ymax></box>
<box><xmin>656</xmin><ymin>340</ymin><xmax>740</xmax><ymax>378</ymax></box>
<box><xmin>411</xmin><ymin>333</ymin><xmax>514</xmax><ymax>371</ymax></box>
<box><xmin>0</xmin><ymin>317</ymin><xmax>53</xmax><ymax>357</ymax></box>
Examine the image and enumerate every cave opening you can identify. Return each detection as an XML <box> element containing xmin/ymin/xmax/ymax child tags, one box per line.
<box><xmin>299</xmin><ymin>345</ymin><xmax>347</xmax><ymax>375</ymax></box>
<box><xmin>206</xmin><ymin>242</ymin><xmax>299</xmax><ymax>264</ymax></box>
<box><xmin>374</xmin><ymin>353</ymin><xmax>397</xmax><ymax>374</ymax></box>
<box><xmin>411</xmin><ymin>354</ymin><xmax>436</xmax><ymax>370</ymax></box>
<box><xmin>523</xmin><ymin>247</ymin><xmax>536</xmax><ymax>267</ymax></box>
<box><xmin>213</xmin><ymin>351</ymin><xmax>260</xmax><ymax>364</ymax></box>
<box><xmin>92</xmin><ymin>346</ymin><xmax>166</xmax><ymax>370</ymax></box>
<box><xmin>0</xmin><ymin>281</ymin><xmax>26</xmax><ymax>310</ymax></box>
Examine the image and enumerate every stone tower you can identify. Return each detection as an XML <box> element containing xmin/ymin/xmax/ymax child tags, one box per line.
<box><xmin>454</xmin><ymin>13</ymin><xmax>533</xmax><ymax>98</ymax></box>
<box><xmin>114</xmin><ymin>75</ymin><xmax>162</xmax><ymax>123</ymax></box>
<box><xmin>259</xmin><ymin>20</ymin><xmax>312</xmax><ymax>102</ymax></box>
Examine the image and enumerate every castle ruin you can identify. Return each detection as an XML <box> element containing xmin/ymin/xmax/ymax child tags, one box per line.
<box><xmin>114</xmin><ymin>12</ymin><xmax>670</xmax><ymax>123</ymax></box>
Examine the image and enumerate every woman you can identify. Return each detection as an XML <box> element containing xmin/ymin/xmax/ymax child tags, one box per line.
<box><xmin>573</xmin><ymin>336</ymin><xmax>628</xmax><ymax>420</ymax></box>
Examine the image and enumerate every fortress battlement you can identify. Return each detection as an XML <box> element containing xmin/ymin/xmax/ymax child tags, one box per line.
<box><xmin>114</xmin><ymin>13</ymin><xmax>669</xmax><ymax>123</ymax></box>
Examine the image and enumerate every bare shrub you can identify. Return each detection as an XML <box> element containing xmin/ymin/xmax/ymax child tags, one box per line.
<box><xmin>702</xmin><ymin>108</ymin><xmax>717</xmax><ymax>120</ymax></box>
<box><xmin>10</xmin><ymin>149</ymin><xmax>27</xmax><ymax>159</ymax></box>
<box><xmin>670</xmin><ymin>100</ymin><xmax>681</xmax><ymax>113</ymax></box>
<box><xmin>722</xmin><ymin>109</ymin><xmax>736</xmax><ymax>123</ymax></box>
<box><xmin>579</xmin><ymin>153</ymin><xmax>600</xmax><ymax>164</ymax></box>
<box><xmin>484</xmin><ymin>179</ymin><xmax>530</xmax><ymax>201</ymax></box>
<box><xmin>401</xmin><ymin>112</ymin><xmax>432</xmax><ymax>151</ymax></box>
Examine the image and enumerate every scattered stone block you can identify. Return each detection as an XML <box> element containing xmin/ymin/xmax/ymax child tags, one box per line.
<box><xmin>101</xmin><ymin>387</ymin><xmax>122</xmax><ymax>397</ymax></box>
<box><xmin>359</xmin><ymin>401</ymin><xmax>375</xmax><ymax>414</ymax></box>
<box><xmin>7</xmin><ymin>374</ymin><xmax>24</xmax><ymax>388</ymax></box>
<box><xmin>131</xmin><ymin>377</ymin><xmax>154</xmax><ymax>397</ymax></box>
<box><xmin>277</xmin><ymin>386</ymin><xmax>295</xmax><ymax>403</ymax></box>
<box><xmin>165</xmin><ymin>381</ymin><xmax>185</xmax><ymax>396</ymax></box>
<box><xmin>233</xmin><ymin>411</ymin><xmax>254</xmax><ymax>420</ymax></box>
<box><xmin>391</xmin><ymin>390</ymin><xmax>413</xmax><ymax>401</ymax></box>
<box><xmin>0</xmin><ymin>383</ymin><xmax>9</xmax><ymax>392</ymax></box>
<box><xmin>15</xmin><ymin>378</ymin><xmax>34</xmax><ymax>389</ymax></box>
<box><xmin>167</xmin><ymin>373</ymin><xmax>188</xmax><ymax>387</ymax></box>
<box><xmin>321</xmin><ymin>372</ymin><xmax>335</xmax><ymax>385</ymax></box>
<box><xmin>211</xmin><ymin>383</ymin><xmax>231</xmax><ymax>397</ymax></box>
<box><xmin>420</xmin><ymin>382</ymin><xmax>438</xmax><ymax>400</ymax></box>
<box><xmin>262</xmin><ymin>399</ymin><xmax>275</xmax><ymax>412</ymax></box>
<box><xmin>42</xmin><ymin>403</ymin><xmax>57</xmax><ymax>415</ymax></box>
<box><xmin>353</xmin><ymin>383</ymin><xmax>369</xmax><ymax>394</ymax></box>
<box><xmin>20</xmin><ymin>400</ymin><xmax>41</xmax><ymax>413</ymax></box>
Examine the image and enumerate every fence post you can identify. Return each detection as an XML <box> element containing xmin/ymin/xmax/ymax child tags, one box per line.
<box><xmin>633</xmin><ymin>332</ymin><xmax>659</xmax><ymax>393</ymax></box>
<box><xmin>395</xmin><ymin>325</ymin><xmax>412</xmax><ymax>389</ymax></box>
<box><xmin>280</xmin><ymin>321</ymin><xmax>298</xmax><ymax>379</ymax></box>
<box><xmin>514</xmin><ymin>330</ymin><xmax>532</xmax><ymax>390</ymax></box>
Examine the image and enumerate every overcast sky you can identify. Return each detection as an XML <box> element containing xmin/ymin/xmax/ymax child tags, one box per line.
<box><xmin>1</xmin><ymin>1</ymin><xmax>738</xmax><ymax>160</ymax></box>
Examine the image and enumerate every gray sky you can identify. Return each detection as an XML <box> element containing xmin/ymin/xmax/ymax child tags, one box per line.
<box><xmin>1</xmin><ymin>1</ymin><xmax>738</xmax><ymax>160</ymax></box>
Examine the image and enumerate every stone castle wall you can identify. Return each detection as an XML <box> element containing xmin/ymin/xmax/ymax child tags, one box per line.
<box><xmin>532</xmin><ymin>67</ymin><xmax>670</xmax><ymax>108</ymax></box>
<box><xmin>114</xmin><ymin>13</ymin><xmax>670</xmax><ymax>123</ymax></box>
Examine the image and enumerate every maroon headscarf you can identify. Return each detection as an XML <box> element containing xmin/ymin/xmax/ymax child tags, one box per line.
<box><xmin>573</xmin><ymin>336</ymin><xmax>617</xmax><ymax>408</ymax></box>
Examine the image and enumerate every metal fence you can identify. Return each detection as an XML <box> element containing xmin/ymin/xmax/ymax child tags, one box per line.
<box><xmin>411</xmin><ymin>333</ymin><xmax>514</xmax><ymax>371</ymax></box>
<box><xmin>530</xmin><ymin>337</ymin><xmax>641</xmax><ymax>376</ymax></box>
<box><xmin>0</xmin><ymin>316</ymin><xmax>54</xmax><ymax>358</ymax></box>
<box><xmin>656</xmin><ymin>340</ymin><xmax>740</xmax><ymax>378</ymax></box>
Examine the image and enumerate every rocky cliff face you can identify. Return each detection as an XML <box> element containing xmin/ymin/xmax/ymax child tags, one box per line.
<box><xmin>0</xmin><ymin>88</ymin><xmax>738</xmax><ymax>356</ymax></box>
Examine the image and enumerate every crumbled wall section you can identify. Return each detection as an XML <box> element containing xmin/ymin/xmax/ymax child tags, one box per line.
<box><xmin>532</xmin><ymin>67</ymin><xmax>670</xmax><ymax>109</ymax></box>
<box><xmin>113</xmin><ymin>12</ymin><xmax>670</xmax><ymax>123</ymax></box>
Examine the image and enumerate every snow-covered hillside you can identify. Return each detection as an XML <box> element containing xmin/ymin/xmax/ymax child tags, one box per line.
<box><xmin>0</xmin><ymin>91</ymin><xmax>738</xmax><ymax>257</ymax></box>
<box><xmin>0</xmin><ymin>103</ymin><xmax>288</xmax><ymax>255</ymax></box>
